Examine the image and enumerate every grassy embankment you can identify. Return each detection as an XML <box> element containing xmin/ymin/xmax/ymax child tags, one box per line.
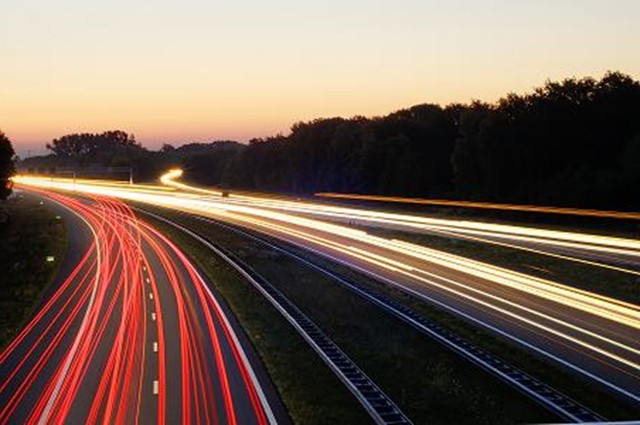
<box><xmin>139</xmin><ymin>205</ymin><xmax>562</xmax><ymax>424</ymax></box>
<box><xmin>0</xmin><ymin>193</ymin><xmax>67</xmax><ymax>348</ymax></box>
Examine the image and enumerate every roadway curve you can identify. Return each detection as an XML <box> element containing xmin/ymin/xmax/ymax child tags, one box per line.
<box><xmin>11</xmin><ymin>176</ymin><xmax>640</xmax><ymax>412</ymax></box>
<box><xmin>0</xmin><ymin>189</ymin><xmax>276</xmax><ymax>425</ymax></box>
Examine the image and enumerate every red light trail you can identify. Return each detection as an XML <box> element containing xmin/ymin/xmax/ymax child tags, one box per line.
<box><xmin>0</xmin><ymin>188</ymin><xmax>274</xmax><ymax>424</ymax></box>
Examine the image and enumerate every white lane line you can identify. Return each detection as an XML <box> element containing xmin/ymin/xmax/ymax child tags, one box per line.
<box><xmin>153</xmin><ymin>341</ymin><xmax>158</xmax><ymax>352</ymax></box>
<box><xmin>151</xmin><ymin>312</ymin><xmax>156</xmax><ymax>321</ymax></box>
<box><xmin>153</xmin><ymin>380</ymin><xmax>159</xmax><ymax>395</ymax></box>
<box><xmin>145</xmin><ymin>277</ymin><xmax>151</xmax><ymax>284</ymax></box>
<box><xmin>142</xmin><ymin>212</ymin><xmax>277</xmax><ymax>425</ymax></box>
<box><xmin>149</xmin><ymin>292</ymin><xmax>154</xmax><ymax>300</ymax></box>
<box><xmin>143</xmin><ymin>266</ymin><xmax>147</xmax><ymax>271</ymax></box>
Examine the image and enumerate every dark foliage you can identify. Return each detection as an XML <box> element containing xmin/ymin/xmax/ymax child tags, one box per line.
<box><xmin>452</xmin><ymin>72</ymin><xmax>640</xmax><ymax>209</ymax></box>
<box><xmin>45</xmin><ymin>130</ymin><xmax>143</xmax><ymax>163</ymax></box>
<box><xmin>209</xmin><ymin>71</ymin><xmax>639</xmax><ymax>210</ymax></box>
<box><xmin>0</xmin><ymin>131</ymin><xmax>16</xmax><ymax>200</ymax></box>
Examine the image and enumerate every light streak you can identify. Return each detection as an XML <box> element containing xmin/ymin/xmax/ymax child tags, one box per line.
<box><xmin>315</xmin><ymin>192</ymin><xmax>640</xmax><ymax>220</ymax></box>
<box><xmin>10</xmin><ymin>173</ymin><xmax>640</xmax><ymax>402</ymax></box>
<box><xmin>156</xmin><ymin>171</ymin><xmax>640</xmax><ymax>270</ymax></box>
<box><xmin>1</xmin><ymin>187</ymin><xmax>272</xmax><ymax>424</ymax></box>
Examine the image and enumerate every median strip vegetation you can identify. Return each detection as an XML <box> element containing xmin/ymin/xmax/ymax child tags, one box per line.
<box><xmin>0</xmin><ymin>192</ymin><xmax>67</xmax><ymax>348</ymax></box>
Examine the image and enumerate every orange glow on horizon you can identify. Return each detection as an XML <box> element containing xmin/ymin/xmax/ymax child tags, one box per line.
<box><xmin>2</xmin><ymin>1</ymin><xmax>639</xmax><ymax>150</ymax></box>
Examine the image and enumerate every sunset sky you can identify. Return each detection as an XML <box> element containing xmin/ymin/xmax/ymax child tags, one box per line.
<box><xmin>2</xmin><ymin>0</ymin><xmax>639</xmax><ymax>155</ymax></box>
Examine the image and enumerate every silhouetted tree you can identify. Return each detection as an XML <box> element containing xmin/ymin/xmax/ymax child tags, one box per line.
<box><xmin>46</xmin><ymin>130</ymin><xmax>142</xmax><ymax>163</ymax></box>
<box><xmin>451</xmin><ymin>71</ymin><xmax>640</xmax><ymax>208</ymax></box>
<box><xmin>160</xmin><ymin>143</ymin><xmax>176</xmax><ymax>153</ymax></box>
<box><xmin>0</xmin><ymin>131</ymin><xmax>16</xmax><ymax>200</ymax></box>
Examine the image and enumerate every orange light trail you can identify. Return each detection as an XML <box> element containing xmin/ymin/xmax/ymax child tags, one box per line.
<box><xmin>315</xmin><ymin>192</ymin><xmax>640</xmax><ymax>220</ymax></box>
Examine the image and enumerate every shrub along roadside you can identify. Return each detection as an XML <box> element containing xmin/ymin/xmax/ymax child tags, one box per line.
<box><xmin>0</xmin><ymin>193</ymin><xmax>67</xmax><ymax>348</ymax></box>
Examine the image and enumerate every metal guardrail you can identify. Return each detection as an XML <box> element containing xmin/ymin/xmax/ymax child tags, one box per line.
<box><xmin>136</xmin><ymin>209</ymin><xmax>412</xmax><ymax>425</ymax></box>
<box><xmin>186</xmin><ymin>214</ymin><xmax>605</xmax><ymax>424</ymax></box>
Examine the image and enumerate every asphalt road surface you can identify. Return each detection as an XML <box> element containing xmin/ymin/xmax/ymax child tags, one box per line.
<box><xmin>12</xmin><ymin>175</ymin><xmax>640</xmax><ymax>411</ymax></box>
<box><xmin>1</xmin><ymin>189</ymin><xmax>279</xmax><ymax>425</ymax></box>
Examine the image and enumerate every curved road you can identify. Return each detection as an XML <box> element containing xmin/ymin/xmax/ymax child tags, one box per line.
<box><xmin>0</xmin><ymin>189</ymin><xmax>277</xmax><ymax>424</ymax></box>
<box><xmin>11</xmin><ymin>175</ymin><xmax>640</xmax><ymax>413</ymax></box>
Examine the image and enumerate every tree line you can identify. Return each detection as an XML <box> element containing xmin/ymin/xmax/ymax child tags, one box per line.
<box><xmin>185</xmin><ymin>71</ymin><xmax>640</xmax><ymax>210</ymax></box>
<box><xmin>17</xmin><ymin>71</ymin><xmax>640</xmax><ymax>210</ymax></box>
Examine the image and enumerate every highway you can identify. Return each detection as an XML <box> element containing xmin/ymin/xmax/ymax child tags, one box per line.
<box><xmin>0</xmin><ymin>188</ymin><xmax>276</xmax><ymax>424</ymax></box>
<box><xmin>11</xmin><ymin>174</ymin><xmax>640</xmax><ymax>412</ymax></box>
<box><xmin>163</xmin><ymin>171</ymin><xmax>640</xmax><ymax>273</ymax></box>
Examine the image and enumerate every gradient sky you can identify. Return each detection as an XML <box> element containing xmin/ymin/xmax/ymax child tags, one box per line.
<box><xmin>2</xmin><ymin>0</ymin><xmax>639</xmax><ymax>154</ymax></box>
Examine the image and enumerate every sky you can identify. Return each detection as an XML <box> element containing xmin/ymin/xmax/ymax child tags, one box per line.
<box><xmin>1</xmin><ymin>0</ymin><xmax>639</xmax><ymax>155</ymax></box>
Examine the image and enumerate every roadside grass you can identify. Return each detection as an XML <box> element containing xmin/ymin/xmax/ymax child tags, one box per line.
<box><xmin>139</xmin><ymin>210</ymin><xmax>370</xmax><ymax>425</ymax></box>
<box><xmin>137</xmin><ymin>206</ymin><xmax>559</xmax><ymax>424</ymax></box>
<box><xmin>0</xmin><ymin>193</ymin><xmax>67</xmax><ymax>348</ymax></box>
